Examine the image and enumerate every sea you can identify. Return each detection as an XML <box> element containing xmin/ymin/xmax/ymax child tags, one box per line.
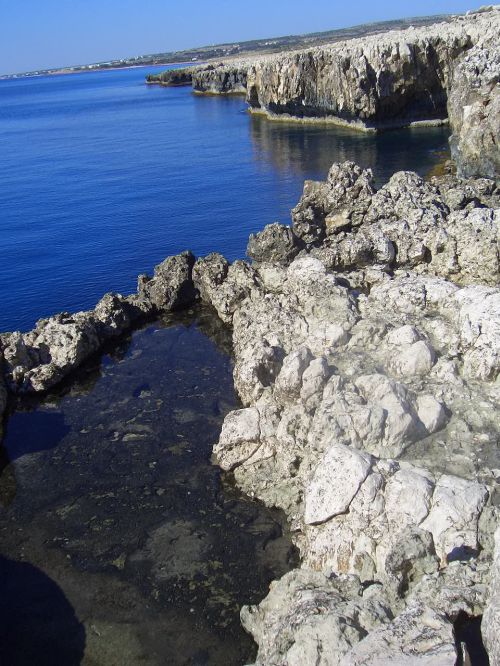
<box><xmin>0</xmin><ymin>65</ymin><xmax>451</xmax><ymax>333</ymax></box>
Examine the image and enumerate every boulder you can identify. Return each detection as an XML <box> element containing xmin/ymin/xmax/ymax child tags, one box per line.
<box><xmin>247</xmin><ymin>223</ymin><xmax>302</xmax><ymax>265</ymax></box>
<box><xmin>137</xmin><ymin>251</ymin><xmax>196</xmax><ymax>312</ymax></box>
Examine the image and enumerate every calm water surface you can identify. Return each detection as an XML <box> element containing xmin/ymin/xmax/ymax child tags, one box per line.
<box><xmin>0</xmin><ymin>307</ymin><xmax>297</xmax><ymax>665</ymax></box>
<box><xmin>0</xmin><ymin>66</ymin><xmax>450</xmax><ymax>332</ymax></box>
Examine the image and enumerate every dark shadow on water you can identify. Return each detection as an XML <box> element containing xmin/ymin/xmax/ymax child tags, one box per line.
<box><xmin>249</xmin><ymin>113</ymin><xmax>451</xmax><ymax>186</ymax></box>
<box><xmin>0</xmin><ymin>556</ymin><xmax>86</xmax><ymax>666</ymax></box>
<box><xmin>2</xmin><ymin>411</ymin><xmax>70</xmax><ymax>462</ymax></box>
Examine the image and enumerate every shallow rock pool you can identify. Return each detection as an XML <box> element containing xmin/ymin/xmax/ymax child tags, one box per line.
<box><xmin>0</xmin><ymin>307</ymin><xmax>297</xmax><ymax>665</ymax></box>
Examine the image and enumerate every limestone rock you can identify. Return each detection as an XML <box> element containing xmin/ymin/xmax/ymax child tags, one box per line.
<box><xmin>137</xmin><ymin>251</ymin><xmax>196</xmax><ymax>312</ymax></box>
<box><xmin>241</xmin><ymin>569</ymin><xmax>391</xmax><ymax>666</ymax></box>
<box><xmin>340</xmin><ymin>603</ymin><xmax>457</xmax><ymax>665</ymax></box>
<box><xmin>420</xmin><ymin>475</ymin><xmax>489</xmax><ymax>563</ymax></box>
<box><xmin>247</xmin><ymin>222</ymin><xmax>302</xmax><ymax>265</ymax></box>
<box><xmin>304</xmin><ymin>444</ymin><xmax>373</xmax><ymax>525</ymax></box>
<box><xmin>483</xmin><ymin>526</ymin><xmax>500</xmax><ymax>665</ymax></box>
<box><xmin>448</xmin><ymin>38</ymin><xmax>500</xmax><ymax>178</ymax></box>
<box><xmin>213</xmin><ymin>407</ymin><xmax>261</xmax><ymax>471</ymax></box>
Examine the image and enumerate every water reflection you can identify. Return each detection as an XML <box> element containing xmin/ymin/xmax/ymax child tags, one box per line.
<box><xmin>0</xmin><ymin>306</ymin><xmax>297</xmax><ymax>665</ymax></box>
<box><xmin>250</xmin><ymin>114</ymin><xmax>451</xmax><ymax>186</ymax></box>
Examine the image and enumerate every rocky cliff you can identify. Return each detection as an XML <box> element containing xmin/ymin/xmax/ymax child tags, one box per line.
<box><xmin>149</xmin><ymin>7</ymin><xmax>500</xmax><ymax>178</ymax></box>
<box><xmin>448</xmin><ymin>36</ymin><xmax>500</xmax><ymax>178</ymax></box>
<box><xmin>2</xmin><ymin>161</ymin><xmax>498</xmax><ymax>663</ymax></box>
<box><xmin>245</xmin><ymin>9</ymin><xmax>499</xmax><ymax>128</ymax></box>
<box><xmin>147</xmin><ymin>62</ymin><xmax>250</xmax><ymax>94</ymax></box>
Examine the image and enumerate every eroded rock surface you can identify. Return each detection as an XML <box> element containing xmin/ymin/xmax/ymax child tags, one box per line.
<box><xmin>448</xmin><ymin>36</ymin><xmax>500</xmax><ymax>178</ymax></box>
<box><xmin>1</xmin><ymin>155</ymin><xmax>498</xmax><ymax>663</ymax></box>
<box><xmin>0</xmin><ymin>251</ymin><xmax>197</xmax><ymax>393</ymax></box>
<box><xmin>196</xmin><ymin>160</ymin><xmax>500</xmax><ymax>664</ymax></box>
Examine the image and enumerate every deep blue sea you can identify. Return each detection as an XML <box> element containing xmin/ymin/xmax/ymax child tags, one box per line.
<box><xmin>0</xmin><ymin>65</ymin><xmax>451</xmax><ymax>332</ymax></box>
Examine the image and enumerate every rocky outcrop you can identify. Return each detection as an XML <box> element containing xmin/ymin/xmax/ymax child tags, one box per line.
<box><xmin>149</xmin><ymin>8</ymin><xmax>499</xmax><ymax>178</ymax></box>
<box><xmin>147</xmin><ymin>62</ymin><xmax>249</xmax><ymax>94</ymax></box>
<box><xmin>0</xmin><ymin>251</ymin><xmax>196</xmax><ymax>394</ymax></box>
<box><xmin>290</xmin><ymin>160</ymin><xmax>499</xmax><ymax>287</ymax></box>
<box><xmin>1</xmin><ymin>158</ymin><xmax>499</xmax><ymax>661</ymax></box>
<box><xmin>483</xmin><ymin>527</ymin><xmax>500</xmax><ymax>665</ymax></box>
<box><xmin>246</xmin><ymin>9</ymin><xmax>500</xmax><ymax>133</ymax></box>
<box><xmin>190</xmin><ymin>160</ymin><xmax>500</xmax><ymax>663</ymax></box>
<box><xmin>192</xmin><ymin>64</ymin><xmax>248</xmax><ymax>94</ymax></box>
<box><xmin>146</xmin><ymin>68</ymin><xmax>195</xmax><ymax>86</ymax></box>
<box><xmin>448</xmin><ymin>37</ymin><xmax>500</xmax><ymax>178</ymax></box>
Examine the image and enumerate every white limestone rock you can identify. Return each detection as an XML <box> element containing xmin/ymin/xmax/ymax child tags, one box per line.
<box><xmin>304</xmin><ymin>444</ymin><xmax>373</xmax><ymax>525</ymax></box>
<box><xmin>420</xmin><ymin>474</ymin><xmax>489</xmax><ymax>562</ymax></box>
<box><xmin>212</xmin><ymin>407</ymin><xmax>261</xmax><ymax>471</ymax></box>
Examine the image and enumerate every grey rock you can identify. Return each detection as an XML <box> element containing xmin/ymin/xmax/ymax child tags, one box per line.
<box><xmin>483</xmin><ymin>526</ymin><xmax>500</xmax><ymax>665</ymax></box>
<box><xmin>291</xmin><ymin>162</ymin><xmax>499</xmax><ymax>286</ymax></box>
<box><xmin>448</xmin><ymin>38</ymin><xmax>500</xmax><ymax>178</ymax></box>
<box><xmin>241</xmin><ymin>569</ymin><xmax>392</xmax><ymax>666</ymax></box>
<box><xmin>292</xmin><ymin>162</ymin><xmax>375</xmax><ymax>244</ymax></box>
<box><xmin>137</xmin><ymin>250</ymin><xmax>196</xmax><ymax>312</ymax></box>
<box><xmin>340</xmin><ymin>602</ymin><xmax>457</xmax><ymax>665</ymax></box>
<box><xmin>245</xmin><ymin>10</ymin><xmax>499</xmax><ymax>133</ymax></box>
<box><xmin>247</xmin><ymin>222</ymin><xmax>302</xmax><ymax>265</ymax></box>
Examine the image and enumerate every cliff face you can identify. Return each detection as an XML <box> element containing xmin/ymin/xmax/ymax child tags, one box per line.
<box><xmin>192</xmin><ymin>64</ymin><xmax>248</xmax><ymax>94</ymax></box>
<box><xmin>147</xmin><ymin>63</ymin><xmax>249</xmax><ymax>94</ymax></box>
<box><xmin>448</xmin><ymin>38</ymin><xmax>500</xmax><ymax>178</ymax></box>
<box><xmin>246</xmin><ymin>9</ymin><xmax>499</xmax><ymax>129</ymax></box>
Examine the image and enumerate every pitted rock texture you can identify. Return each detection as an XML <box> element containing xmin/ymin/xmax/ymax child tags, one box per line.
<box><xmin>448</xmin><ymin>37</ymin><xmax>500</xmax><ymax>178</ymax></box>
<box><xmin>245</xmin><ymin>8</ymin><xmax>499</xmax><ymax>131</ymax></box>
<box><xmin>147</xmin><ymin>62</ymin><xmax>250</xmax><ymax>94</ymax></box>
<box><xmin>483</xmin><ymin>527</ymin><xmax>500</xmax><ymax>666</ymax></box>
<box><xmin>0</xmin><ymin>251</ymin><xmax>196</xmax><ymax>393</ymax></box>
<box><xmin>192</xmin><ymin>160</ymin><xmax>500</xmax><ymax>664</ymax></box>
<box><xmin>292</xmin><ymin>161</ymin><xmax>499</xmax><ymax>287</ymax></box>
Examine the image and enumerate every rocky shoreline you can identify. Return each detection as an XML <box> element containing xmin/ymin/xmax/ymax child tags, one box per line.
<box><xmin>147</xmin><ymin>6</ymin><xmax>499</xmax><ymax>178</ymax></box>
<box><xmin>1</xmin><ymin>160</ymin><xmax>498</xmax><ymax>663</ymax></box>
<box><xmin>2</xmin><ymin>6</ymin><xmax>499</xmax><ymax>665</ymax></box>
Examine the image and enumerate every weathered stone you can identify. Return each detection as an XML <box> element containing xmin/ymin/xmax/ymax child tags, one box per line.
<box><xmin>420</xmin><ymin>475</ymin><xmax>489</xmax><ymax>563</ymax></box>
<box><xmin>340</xmin><ymin>603</ymin><xmax>457</xmax><ymax>665</ymax></box>
<box><xmin>137</xmin><ymin>251</ymin><xmax>196</xmax><ymax>312</ymax></box>
<box><xmin>213</xmin><ymin>407</ymin><xmax>261</xmax><ymax>471</ymax></box>
<box><xmin>247</xmin><ymin>222</ymin><xmax>302</xmax><ymax>265</ymax></box>
<box><xmin>483</xmin><ymin>526</ymin><xmax>500</xmax><ymax>665</ymax></box>
<box><xmin>448</xmin><ymin>38</ymin><xmax>500</xmax><ymax>178</ymax></box>
<box><xmin>304</xmin><ymin>444</ymin><xmax>373</xmax><ymax>525</ymax></box>
<box><xmin>241</xmin><ymin>569</ymin><xmax>391</xmax><ymax>666</ymax></box>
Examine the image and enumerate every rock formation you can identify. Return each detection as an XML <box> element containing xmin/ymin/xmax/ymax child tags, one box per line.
<box><xmin>193</xmin><ymin>161</ymin><xmax>499</xmax><ymax>664</ymax></box>
<box><xmin>148</xmin><ymin>7</ymin><xmax>500</xmax><ymax>179</ymax></box>
<box><xmin>448</xmin><ymin>36</ymin><xmax>500</xmax><ymax>178</ymax></box>
<box><xmin>0</xmin><ymin>251</ymin><xmax>195</xmax><ymax>393</ymax></box>
<box><xmin>147</xmin><ymin>62</ymin><xmax>250</xmax><ymax>94</ymax></box>
<box><xmin>0</xmin><ymin>149</ymin><xmax>498</xmax><ymax>664</ymax></box>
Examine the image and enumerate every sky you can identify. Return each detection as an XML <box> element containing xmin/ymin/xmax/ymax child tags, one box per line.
<box><xmin>0</xmin><ymin>0</ymin><xmax>482</xmax><ymax>75</ymax></box>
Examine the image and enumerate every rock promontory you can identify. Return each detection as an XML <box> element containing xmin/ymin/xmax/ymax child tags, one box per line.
<box><xmin>149</xmin><ymin>6</ymin><xmax>500</xmax><ymax>178</ymax></box>
<box><xmin>1</xmin><ymin>161</ymin><xmax>499</xmax><ymax>663</ymax></box>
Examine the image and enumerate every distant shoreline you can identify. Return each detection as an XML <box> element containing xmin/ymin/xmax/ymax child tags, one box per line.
<box><xmin>0</xmin><ymin>62</ymin><xmax>197</xmax><ymax>81</ymax></box>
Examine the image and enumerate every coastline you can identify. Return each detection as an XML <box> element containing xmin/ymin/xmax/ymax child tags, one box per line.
<box><xmin>1</xmin><ymin>5</ymin><xmax>499</xmax><ymax>664</ymax></box>
<box><xmin>1</xmin><ymin>162</ymin><xmax>499</xmax><ymax>663</ymax></box>
<box><xmin>0</xmin><ymin>62</ymin><xmax>197</xmax><ymax>81</ymax></box>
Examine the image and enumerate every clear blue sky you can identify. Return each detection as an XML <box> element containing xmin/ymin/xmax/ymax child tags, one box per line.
<box><xmin>0</xmin><ymin>0</ymin><xmax>481</xmax><ymax>75</ymax></box>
